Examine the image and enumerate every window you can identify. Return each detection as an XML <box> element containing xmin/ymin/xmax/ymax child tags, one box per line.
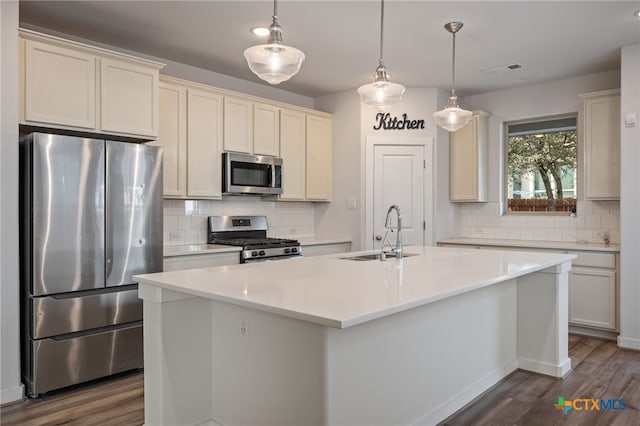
<box><xmin>505</xmin><ymin>115</ymin><xmax>577</xmax><ymax>213</ymax></box>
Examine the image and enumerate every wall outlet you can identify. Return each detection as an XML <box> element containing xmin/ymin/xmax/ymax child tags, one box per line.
<box><xmin>169</xmin><ymin>231</ymin><xmax>182</xmax><ymax>242</ymax></box>
<box><xmin>347</xmin><ymin>197</ymin><xmax>357</xmax><ymax>209</ymax></box>
<box><xmin>240</xmin><ymin>319</ymin><xmax>249</xmax><ymax>339</ymax></box>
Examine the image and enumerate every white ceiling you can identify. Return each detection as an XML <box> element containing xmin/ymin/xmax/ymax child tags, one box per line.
<box><xmin>18</xmin><ymin>1</ymin><xmax>640</xmax><ymax>98</ymax></box>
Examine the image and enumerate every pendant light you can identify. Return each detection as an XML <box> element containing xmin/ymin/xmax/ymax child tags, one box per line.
<box><xmin>243</xmin><ymin>0</ymin><xmax>305</xmax><ymax>85</ymax></box>
<box><xmin>433</xmin><ymin>21</ymin><xmax>472</xmax><ymax>132</ymax></box>
<box><xmin>357</xmin><ymin>0</ymin><xmax>405</xmax><ymax>111</ymax></box>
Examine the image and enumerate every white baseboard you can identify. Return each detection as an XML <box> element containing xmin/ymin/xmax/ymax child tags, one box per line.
<box><xmin>569</xmin><ymin>325</ymin><xmax>618</xmax><ymax>341</ymax></box>
<box><xmin>517</xmin><ymin>357</ymin><xmax>572</xmax><ymax>378</ymax></box>
<box><xmin>1</xmin><ymin>383</ymin><xmax>24</xmax><ymax>405</ymax></box>
<box><xmin>618</xmin><ymin>335</ymin><xmax>640</xmax><ymax>351</ymax></box>
<box><xmin>413</xmin><ymin>359</ymin><xmax>518</xmax><ymax>425</ymax></box>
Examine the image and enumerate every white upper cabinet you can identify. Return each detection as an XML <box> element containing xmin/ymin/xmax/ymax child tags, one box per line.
<box><xmin>580</xmin><ymin>89</ymin><xmax>620</xmax><ymax>200</ymax></box>
<box><xmin>279</xmin><ymin>109</ymin><xmax>306</xmax><ymax>200</ymax></box>
<box><xmin>152</xmin><ymin>80</ymin><xmax>187</xmax><ymax>197</ymax></box>
<box><xmin>19</xmin><ymin>29</ymin><xmax>164</xmax><ymax>139</ymax></box>
<box><xmin>100</xmin><ymin>58</ymin><xmax>159</xmax><ymax>138</ymax></box>
<box><xmin>449</xmin><ymin>110</ymin><xmax>489</xmax><ymax>202</ymax></box>
<box><xmin>23</xmin><ymin>38</ymin><xmax>97</xmax><ymax>130</ymax></box>
<box><xmin>253</xmin><ymin>103</ymin><xmax>280</xmax><ymax>156</ymax></box>
<box><xmin>187</xmin><ymin>88</ymin><xmax>223</xmax><ymax>199</ymax></box>
<box><xmin>306</xmin><ymin>114</ymin><xmax>332</xmax><ymax>201</ymax></box>
<box><xmin>223</xmin><ymin>96</ymin><xmax>253</xmax><ymax>154</ymax></box>
<box><xmin>154</xmin><ymin>76</ymin><xmax>223</xmax><ymax>200</ymax></box>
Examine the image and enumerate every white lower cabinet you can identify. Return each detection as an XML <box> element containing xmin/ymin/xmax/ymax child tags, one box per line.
<box><xmin>569</xmin><ymin>266</ymin><xmax>616</xmax><ymax>330</ymax></box>
<box><xmin>437</xmin><ymin>241</ymin><xmax>618</xmax><ymax>333</ymax></box>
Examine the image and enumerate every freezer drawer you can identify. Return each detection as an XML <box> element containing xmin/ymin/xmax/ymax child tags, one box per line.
<box><xmin>30</xmin><ymin>287</ymin><xmax>142</xmax><ymax>339</ymax></box>
<box><xmin>26</xmin><ymin>323</ymin><xmax>143</xmax><ymax>396</ymax></box>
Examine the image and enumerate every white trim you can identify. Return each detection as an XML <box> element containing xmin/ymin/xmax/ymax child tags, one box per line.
<box><xmin>618</xmin><ymin>335</ymin><xmax>640</xmax><ymax>351</ymax></box>
<box><xmin>364</xmin><ymin>137</ymin><xmax>434</xmax><ymax>250</ymax></box>
<box><xmin>414</xmin><ymin>359</ymin><xmax>518</xmax><ymax>426</ymax></box>
<box><xmin>1</xmin><ymin>383</ymin><xmax>24</xmax><ymax>405</ymax></box>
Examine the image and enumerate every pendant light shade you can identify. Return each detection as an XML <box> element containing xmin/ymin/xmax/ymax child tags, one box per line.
<box><xmin>357</xmin><ymin>0</ymin><xmax>405</xmax><ymax>111</ymax></box>
<box><xmin>243</xmin><ymin>0</ymin><xmax>305</xmax><ymax>85</ymax></box>
<box><xmin>433</xmin><ymin>21</ymin><xmax>472</xmax><ymax>132</ymax></box>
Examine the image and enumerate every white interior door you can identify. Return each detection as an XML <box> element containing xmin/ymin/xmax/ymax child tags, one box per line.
<box><xmin>372</xmin><ymin>145</ymin><xmax>425</xmax><ymax>250</ymax></box>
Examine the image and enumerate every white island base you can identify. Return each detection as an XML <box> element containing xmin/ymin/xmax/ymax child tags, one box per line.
<box><xmin>136</xmin><ymin>247</ymin><xmax>573</xmax><ymax>426</ymax></box>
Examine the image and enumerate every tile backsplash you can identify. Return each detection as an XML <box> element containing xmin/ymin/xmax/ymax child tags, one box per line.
<box><xmin>163</xmin><ymin>197</ymin><xmax>315</xmax><ymax>246</ymax></box>
<box><xmin>459</xmin><ymin>200</ymin><xmax>620</xmax><ymax>244</ymax></box>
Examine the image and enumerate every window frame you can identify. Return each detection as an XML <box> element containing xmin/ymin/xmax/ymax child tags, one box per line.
<box><xmin>502</xmin><ymin>113</ymin><xmax>578</xmax><ymax>216</ymax></box>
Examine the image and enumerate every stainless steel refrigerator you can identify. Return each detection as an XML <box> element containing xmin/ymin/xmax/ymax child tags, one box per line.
<box><xmin>19</xmin><ymin>132</ymin><xmax>163</xmax><ymax>397</ymax></box>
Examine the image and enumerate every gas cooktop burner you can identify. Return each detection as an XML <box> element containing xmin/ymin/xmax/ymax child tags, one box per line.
<box><xmin>207</xmin><ymin>215</ymin><xmax>302</xmax><ymax>263</ymax></box>
<box><xmin>211</xmin><ymin>237</ymin><xmax>300</xmax><ymax>249</ymax></box>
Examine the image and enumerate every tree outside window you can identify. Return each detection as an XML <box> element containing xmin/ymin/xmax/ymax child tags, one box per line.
<box><xmin>506</xmin><ymin>116</ymin><xmax>577</xmax><ymax>213</ymax></box>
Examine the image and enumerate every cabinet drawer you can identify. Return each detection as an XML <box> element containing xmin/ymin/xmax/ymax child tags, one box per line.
<box><xmin>567</xmin><ymin>251</ymin><xmax>615</xmax><ymax>269</ymax></box>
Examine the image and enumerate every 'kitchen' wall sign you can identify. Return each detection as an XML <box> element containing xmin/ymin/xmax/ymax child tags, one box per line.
<box><xmin>373</xmin><ymin>113</ymin><xmax>425</xmax><ymax>130</ymax></box>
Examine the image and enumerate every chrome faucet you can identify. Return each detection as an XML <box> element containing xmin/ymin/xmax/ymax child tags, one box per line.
<box><xmin>381</xmin><ymin>205</ymin><xmax>403</xmax><ymax>260</ymax></box>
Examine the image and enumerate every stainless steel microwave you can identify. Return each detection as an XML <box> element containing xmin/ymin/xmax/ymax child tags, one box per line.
<box><xmin>223</xmin><ymin>152</ymin><xmax>283</xmax><ymax>195</ymax></box>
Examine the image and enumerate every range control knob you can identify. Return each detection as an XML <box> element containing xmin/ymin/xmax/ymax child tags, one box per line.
<box><xmin>251</xmin><ymin>251</ymin><xmax>258</xmax><ymax>257</ymax></box>
<box><xmin>284</xmin><ymin>248</ymin><xmax>291</xmax><ymax>254</ymax></box>
<box><xmin>259</xmin><ymin>250</ymin><xmax>266</xmax><ymax>256</ymax></box>
<box><xmin>291</xmin><ymin>247</ymin><xmax>298</xmax><ymax>253</ymax></box>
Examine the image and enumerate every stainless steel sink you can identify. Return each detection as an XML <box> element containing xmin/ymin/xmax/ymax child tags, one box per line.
<box><xmin>340</xmin><ymin>252</ymin><xmax>419</xmax><ymax>261</ymax></box>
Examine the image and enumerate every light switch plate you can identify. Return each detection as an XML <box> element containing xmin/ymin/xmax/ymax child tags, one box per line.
<box><xmin>625</xmin><ymin>113</ymin><xmax>637</xmax><ymax>128</ymax></box>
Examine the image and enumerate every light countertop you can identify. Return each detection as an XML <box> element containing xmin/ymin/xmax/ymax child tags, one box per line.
<box><xmin>163</xmin><ymin>237</ymin><xmax>352</xmax><ymax>257</ymax></box>
<box><xmin>437</xmin><ymin>237</ymin><xmax>620</xmax><ymax>253</ymax></box>
<box><xmin>163</xmin><ymin>244</ymin><xmax>241</xmax><ymax>257</ymax></box>
<box><xmin>136</xmin><ymin>246</ymin><xmax>574</xmax><ymax>329</ymax></box>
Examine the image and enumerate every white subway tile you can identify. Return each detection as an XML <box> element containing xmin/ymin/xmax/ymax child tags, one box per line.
<box><xmin>191</xmin><ymin>215</ymin><xmax>207</xmax><ymax>231</ymax></box>
<box><xmin>561</xmin><ymin>229</ymin><xmax>577</xmax><ymax>242</ymax></box>
<box><xmin>601</xmin><ymin>214</ymin><xmax>619</xmax><ymax>230</ymax></box>
<box><xmin>520</xmin><ymin>228</ymin><xmax>535</xmax><ymax>240</ymax></box>
<box><xmin>494</xmin><ymin>228</ymin><xmax>509</xmax><ymax>239</ymax></box>
<box><xmin>577</xmin><ymin>201</ymin><xmax>592</xmax><ymax>215</ymax></box>
<box><xmin>576</xmin><ymin>229</ymin><xmax>592</xmax><ymax>242</ymax></box>
<box><xmin>533</xmin><ymin>228</ymin><xmax>549</xmax><ymax>241</ymax></box>
<box><xmin>164</xmin><ymin>215</ymin><xmax>178</xmax><ymax>231</ymax></box>
<box><xmin>507</xmin><ymin>228</ymin><xmax>522</xmax><ymax>240</ymax></box>
<box><xmin>178</xmin><ymin>215</ymin><xmax>191</xmax><ymax>230</ymax></box>
<box><xmin>584</xmin><ymin>214</ymin><xmax>601</xmax><ymax>229</ymax></box>
<box><xmin>609</xmin><ymin>229</ymin><xmax>620</xmax><ymax>244</ymax></box>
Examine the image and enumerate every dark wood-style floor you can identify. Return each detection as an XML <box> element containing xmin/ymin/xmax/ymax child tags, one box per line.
<box><xmin>1</xmin><ymin>335</ymin><xmax>639</xmax><ymax>425</ymax></box>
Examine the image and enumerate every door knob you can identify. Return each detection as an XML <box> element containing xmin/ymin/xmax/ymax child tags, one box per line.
<box><xmin>375</xmin><ymin>235</ymin><xmax>382</xmax><ymax>241</ymax></box>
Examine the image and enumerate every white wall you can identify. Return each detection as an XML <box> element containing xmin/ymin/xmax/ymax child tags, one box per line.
<box><xmin>1</xmin><ymin>0</ymin><xmax>24</xmax><ymax>404</ymax></box>
<box><xmin>619</xmin><ymin>43</ymin><xmax>640</xmax><ymax>350</ymax></box>
<box><xmin>359</xmin><ymin>88</ymin><xmax>458</xmax><ymax>246</ymax></box>
<box><xmin>314</xmin><ymin>91</ymin><xmax>363</xmax><ymax>249</ymax></box>
<box><xmin>456</xmin><ymin>70</ymin><xmax>621</xmax><ymax>244</ymax></box>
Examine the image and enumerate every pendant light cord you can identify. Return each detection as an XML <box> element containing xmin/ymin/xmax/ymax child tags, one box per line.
<box><xmin>273</xmin><ymin>0</ymin><xmax>278</xmax><ymax>23</ymax></box>
<box><xmin>378</xmin><ymin>0</ymin><xmax>385</xmax><ymax>66</ymax></box>
<box><xmin>450</xmin><ymin>30</ymin><xmax>456</xmax><ymax>96</ymax></box>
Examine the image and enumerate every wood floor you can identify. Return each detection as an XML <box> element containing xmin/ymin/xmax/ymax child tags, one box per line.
<box><xmin>1</xmin><ymin>335</ymin><xmax>639</xmax><ymax>425</ymax></box>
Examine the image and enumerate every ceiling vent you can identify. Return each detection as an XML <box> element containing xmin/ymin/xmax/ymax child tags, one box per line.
<box><xmin>481</xmin><ymin>63</ymin><xmax>523</xmax><ymax>74</ymax></box>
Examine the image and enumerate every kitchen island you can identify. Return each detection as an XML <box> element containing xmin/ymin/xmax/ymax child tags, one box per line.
<box><xmin>134</xmin><ymin>246</ymin><xmax>575</xmax><ymax>426</ymax></box>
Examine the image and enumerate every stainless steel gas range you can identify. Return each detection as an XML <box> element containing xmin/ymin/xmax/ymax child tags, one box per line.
<box><xmin>207</xmin><ymin>216</ymin><xmax>302</xmax><ymax>263</ymax></box>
